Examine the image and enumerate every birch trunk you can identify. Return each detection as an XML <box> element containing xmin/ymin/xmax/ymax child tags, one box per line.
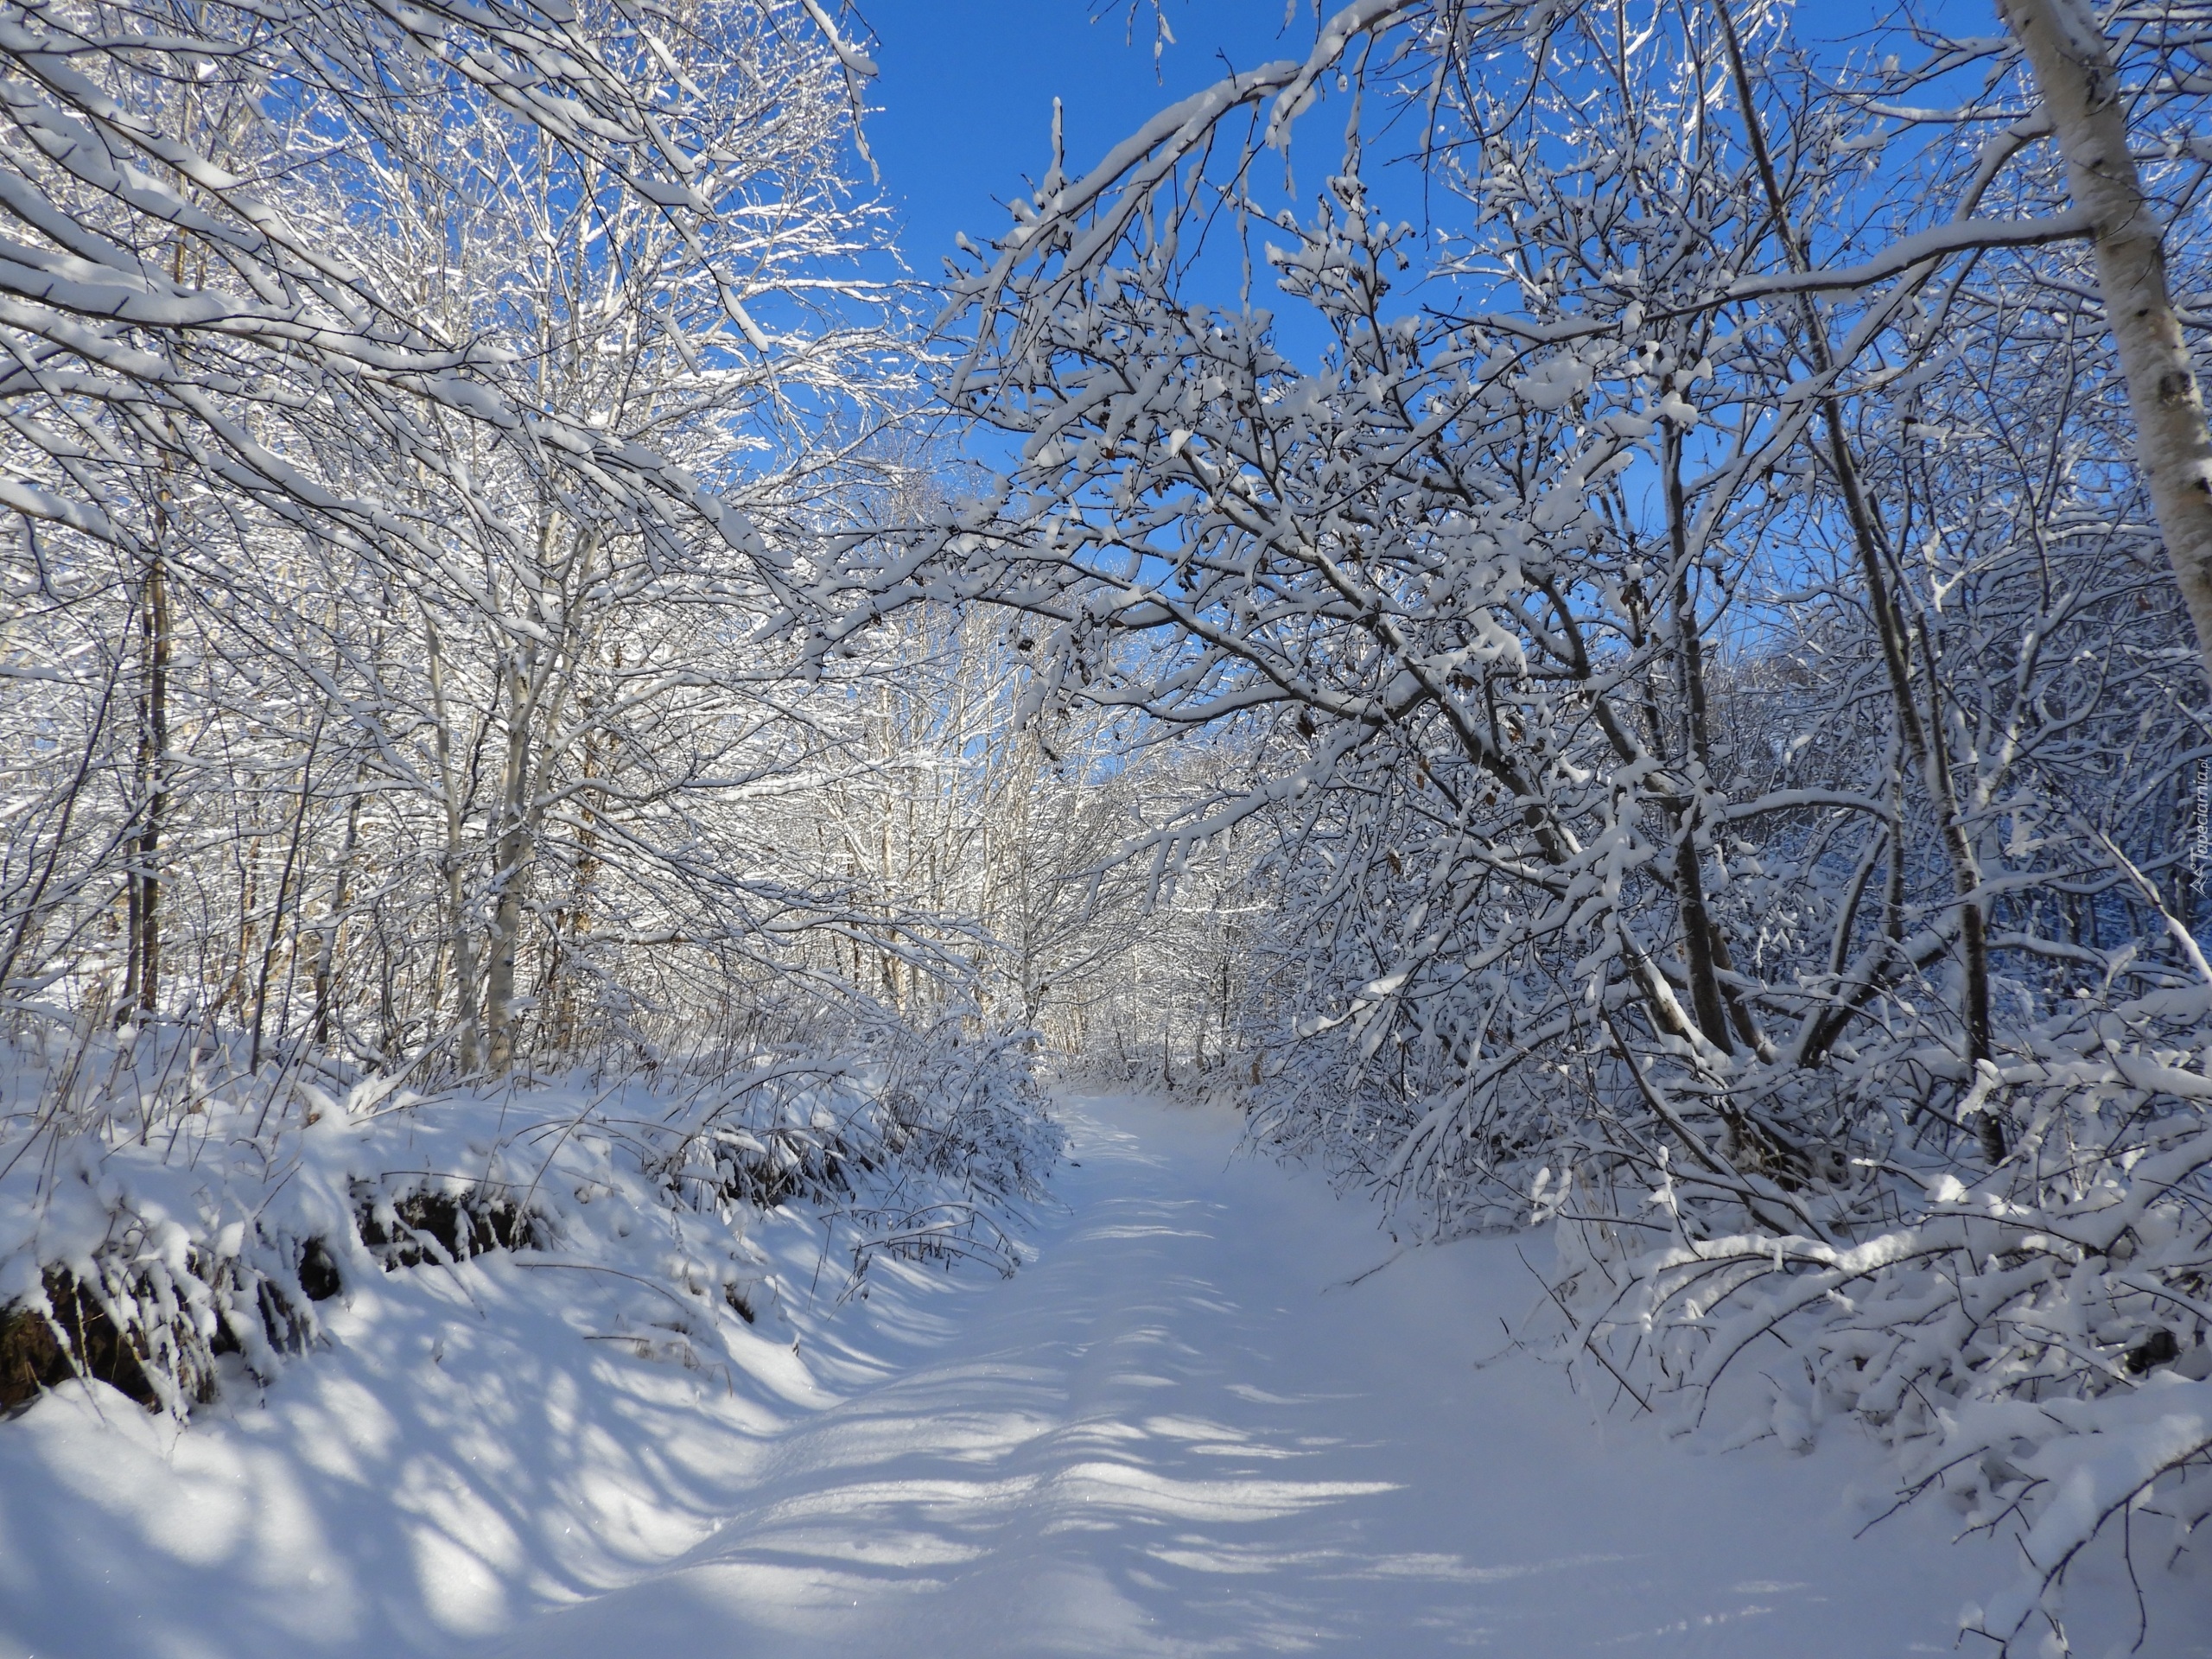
<box><xmin>483</xmin><ymin>646</ymin><xmax>536</xmax><ymax>1075</ymax></box>
<box><xmin>1999</xmin><ymin>0</ymin><xmax>2212</xmax><ymax>690</ymax></box>
<box><xmin>424</xmin><ymin>614</ymin><xmax>481</xmax><ymax>1073</ymax></box>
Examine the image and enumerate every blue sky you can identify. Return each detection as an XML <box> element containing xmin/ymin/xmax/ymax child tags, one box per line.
<box><xmin>857</xmin><ymin>1</ymin><xmax>1306</xmax><ymax>278</ymax></box>
<box><xmin>853</xmin><ymin>2</ymin><xmax>2002</xmax><ymax>282</ymax></box>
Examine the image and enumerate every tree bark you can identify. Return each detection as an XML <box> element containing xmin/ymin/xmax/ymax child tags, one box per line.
<box><xmin>423</xmin><ymin>613</ymin><xmax>481</xmax><ymax>1073</ymax></box>
<box><xmin>123</xmin><ymin>547</ymin><xmax>168</xmax><ymax>1024</ymax></box>
<box><xmin>1999</xmin><ymin>0</ymin><xmax>2212</xmax><ymax>692</ymax></box>
<box><xmin>483</xmin><ymin>645</ymin><xmax>537</xmax><ymax>1075</ymax></box>
<box><xmin>1661</xmin><ymin>423</ymin><xmax>1733</xmax><ymax>1053</ymax></box>
<box><xmin>312</xmin><ymin>769</ymin><xmax>365</xmax><ymax>1048</ymax></box>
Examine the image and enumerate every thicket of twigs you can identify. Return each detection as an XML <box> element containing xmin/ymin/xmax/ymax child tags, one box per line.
<box><xmin>6</xmin><ymin>0</ymin><xmax>2212</xmax><ymax>1645</ymax></box>
<box><xmin>0</xmin><ymin>0</ymin><xmax>1090</xmax><ymax>1433</ymax></box>
<box><xmin>837</xmin><ymin>3</ymin><xmax>2212</xmax><ymax>1648</ymax></box>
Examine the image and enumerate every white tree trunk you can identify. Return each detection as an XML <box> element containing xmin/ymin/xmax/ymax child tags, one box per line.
<box><xmin>484</xmin><ymin>648</ymin><xmax>537</xmax><ymax>1076</ymax></box>
<box><xmin>424</xmin><ymin>614</ymin><xmax>483</xmax><ymax>1073</ymax></box>
<box><xmin>1999</xmin><ymin>0</ymin><xmax>2212</xmax><ymax>690</ymax></box>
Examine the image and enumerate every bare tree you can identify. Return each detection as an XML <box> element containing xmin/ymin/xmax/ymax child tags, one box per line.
<box><xmin>836</xmin><ymin>3</ymin><xmax>2212</xmax><ymax>1641</ymax></box>
<box><xmin>1994</xmin><ymin>0</ymin><xmax>2212</xmax><ymax>690</ymax></box>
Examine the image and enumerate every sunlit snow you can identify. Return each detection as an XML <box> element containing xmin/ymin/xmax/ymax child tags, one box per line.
<box><xmin>5</xmin><ymin>1093</ymin><xmax>2194</xmax><ymax>1657</ymax></box>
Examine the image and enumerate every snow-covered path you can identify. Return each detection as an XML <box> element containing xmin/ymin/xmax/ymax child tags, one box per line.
<box><xmin>3</xmin><ymin>1091</ymin><xmax>2196</xmax><ymax>1657</ymax></box>
<box><xmin>490</xmin><ymin>1092</ymin><xmax>2058</xmax><ymax>1658</ymax></box>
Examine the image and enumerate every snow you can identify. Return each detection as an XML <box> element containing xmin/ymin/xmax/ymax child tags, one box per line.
<box><xmin>2</xmin><ymin>1091</ymin><xmax>2205</xmax><ymax>1657</ymax></box>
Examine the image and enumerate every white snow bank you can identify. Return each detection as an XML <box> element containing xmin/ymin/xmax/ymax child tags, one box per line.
<box><xmin>3</xmin><ymin>1091</ymin><xmax>2203</xmax><ymax>1657</ymax></box>
<box><xmin>0</xmin><ymin>1192</ymin><xmax>970</xmax><ymax>1657</ymax></box>
<box><xmin>480</xmin><ymin>1095</ymin><xmax>2212</xmax><ymax>1659</ymax></box>
<box><xmin>0</xmin><ymin>1016</ymin><xmax>1057</xmax><ymax>1656</ymax></box>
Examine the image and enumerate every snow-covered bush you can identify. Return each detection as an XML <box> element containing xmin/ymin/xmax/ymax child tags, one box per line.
<box><xmin>1548</xmin><ymin>982</ymin><xmax>2212</xmax><ymax>1653</ymax></box>
<box><xmin>0</xmin><ymin>1011</ymin><xmax>1057</xmax><ymax>1419</ymax></box>
<box><xmin>645</xmin><ymin>1014</ymin><xmax>1060</xmax><ymax>1277</ymax></box>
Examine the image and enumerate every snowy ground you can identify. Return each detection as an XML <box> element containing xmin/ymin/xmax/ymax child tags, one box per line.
<box><xmin>0</xmin><ymin>1091</ymin><xmax>2204</xmax><ymax>1657</ymax></box>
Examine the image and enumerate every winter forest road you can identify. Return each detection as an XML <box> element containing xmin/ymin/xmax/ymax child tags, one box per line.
<box><xmin>491</xmin><ymin>1093</ymin><xmax>2037</xmax><ymax>1659</ymax></box>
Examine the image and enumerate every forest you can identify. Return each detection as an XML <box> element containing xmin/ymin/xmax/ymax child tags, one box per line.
<box><xmin>0</xmin><ymin>2</ymin><xmax>2209</xmax><ymax>1655</ymax></box>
